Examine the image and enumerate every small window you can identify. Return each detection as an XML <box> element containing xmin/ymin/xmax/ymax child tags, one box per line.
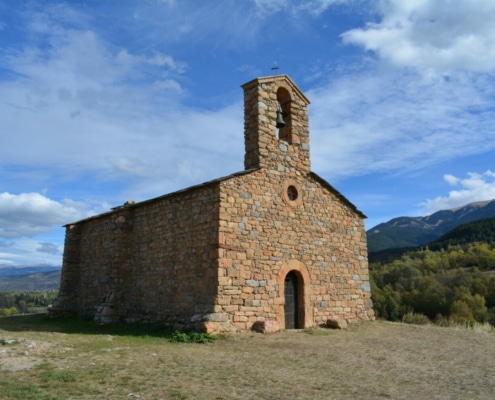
<box><xmin>281</xmin><ymin>180</ymin><xmax>303</xmax><ymax>207</ymax></box>
<box><xmin>287</xmin><ymin>185</ymin><xmax>298</xmax><ymax>201</ymax></box>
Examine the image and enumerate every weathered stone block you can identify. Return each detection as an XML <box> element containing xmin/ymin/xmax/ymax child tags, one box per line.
<box><xmin>326</xmin><ymin>319</ymin><xmax>348</xmax><ymax>329</ymax></box>
<box><xmin>204</xmin><ymin>313</ymin><xmax>229</xmax><ymax>322</ymax></box>
<box><xmin>198</xmin><ymin>321</ymin><xmax>219</xmax><ymax>333</ymax></box>
<box><xmin>252</xmin><ymin>320</ymin><xmax>279</xmax><ymax>334</ymax></box>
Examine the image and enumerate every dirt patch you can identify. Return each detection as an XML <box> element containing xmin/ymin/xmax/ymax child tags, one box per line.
<box><xmin>1</xmin><ymin>337</ymin><xmax>48</xmax><ymax>371</ymax></box>
<box><xmin>0</xmin><ymin>333</ymin><xmax>67</xmax><ymax>371</ymax></box>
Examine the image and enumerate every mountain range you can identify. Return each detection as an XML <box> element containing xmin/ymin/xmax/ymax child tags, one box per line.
<box><xmin>367</xmin><ymin>199</ymin><xmax>495</xmax><ymax>253</ymax></box>
<box><xmin>0</xmin><ymin>265</ymin><xmax>61</xmax><ymax>292</ymax></box>
<box><xmin>0</xmin><ymin>265</ymin><xmax>61</xmax><ymax>277</ymax></box>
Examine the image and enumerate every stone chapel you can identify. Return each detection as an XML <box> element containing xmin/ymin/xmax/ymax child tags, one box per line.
<box><xmin>49</xmin><ymin>74</ymin><xmax>374</xmax><ymax>333</ymax></box>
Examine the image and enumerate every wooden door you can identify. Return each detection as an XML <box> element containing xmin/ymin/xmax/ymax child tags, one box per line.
<box><xmin>284</xmin><ymin>271</ymin><xmax>299</xmax><ymax>329</ymax></box>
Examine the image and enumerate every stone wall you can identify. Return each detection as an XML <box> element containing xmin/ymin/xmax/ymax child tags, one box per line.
<box><xmin>216</xmin><ymin>168</ymin><xmax>374</xmax><ymax>332</ymax></box>
<box><xmin>50</xmin><ymin>184</ymin><xmax>221</xmax><ymax>328</ymax></box>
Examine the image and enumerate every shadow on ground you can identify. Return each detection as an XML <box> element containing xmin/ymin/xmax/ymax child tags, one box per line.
<box><xmin>0</xmin><ymin>313</ymin><xmax>173</xmax><ymax>338</ymax></box>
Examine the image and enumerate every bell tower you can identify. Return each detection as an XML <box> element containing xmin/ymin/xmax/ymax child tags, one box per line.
<box><xmin>241</xmin><ymin>75</ymin><xmax>311</xmax><ymax>174</ymax></box>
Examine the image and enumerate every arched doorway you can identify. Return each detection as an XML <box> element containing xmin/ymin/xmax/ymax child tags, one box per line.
<box><xmin>278</xmin><ymin>260</ymin><xmax>311</xmax><ymax>329</ymax></box>
<box><xmin>284</xmin><ymin>271</ymin><xmax>299</xmax><ymax>329</ymax></box>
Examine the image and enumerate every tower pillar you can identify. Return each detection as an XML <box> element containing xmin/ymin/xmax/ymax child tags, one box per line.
<box><xmin>241</xmin><ymin>75</ymin><xmax>311</xmax><ymax>173</ymax></box>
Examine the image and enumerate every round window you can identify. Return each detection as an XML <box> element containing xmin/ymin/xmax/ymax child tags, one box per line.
<box><xmin>287</xmin><ymin>185</ymin><xmax>298</xmax><ymax>201</ymax></box>
<box><xmin>282</xmin><ymin>180</ymin><xmax>303</xmax><ymax>207</ymax></box>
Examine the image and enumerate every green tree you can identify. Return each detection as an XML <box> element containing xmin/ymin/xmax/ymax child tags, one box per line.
<box><xmin>409</xmin><ymin>276</ymin><xmax>450</xmax><ymax>318</ymax></box>
<box><xmin>450</xmin><ymin>300</ymin><xmax>474</xmax><ymax>324</ymax></box>
<box><xmin>0</xmin><ymin>307</ymin><xmax>18</xmax><ymax>316</ymax></box>
<box><xmin>17</xmin><ymin>300</ymin><xmax>27</xmax><ymax>313</ymax></box>
<box><xmin>464</xmin><ymin>294</ymin><xmax>488</xmax><ymax>322</ymax></box>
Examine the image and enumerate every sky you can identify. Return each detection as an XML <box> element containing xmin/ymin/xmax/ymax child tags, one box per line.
<box><xmin>1</xmin><ymin>0</ymin><xmax>495</xmax><ymax>267</ymax></box>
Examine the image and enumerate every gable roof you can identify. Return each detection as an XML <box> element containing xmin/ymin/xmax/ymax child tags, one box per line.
<box><xmin>65</xmin><ymin>168</ymin><xmax>258</xmax><ymax>226</ymax></box>
<box><xmin>309</xmin><ymin>172</ymin><xmax>367</xmax><ymax>219</ymax></box>
<box><xmin>241</xmin><ymin>74</ymin><xmax>310</xmax><ymax>105</ymax></box>
<box><xmin>66</xmin><ymin>168</ymin><xmax>365</xmax><ymax>227</ymax></box>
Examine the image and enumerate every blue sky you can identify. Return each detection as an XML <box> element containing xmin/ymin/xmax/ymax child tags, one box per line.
<box><xmin>1</xmin><ymin>0</ymin><xmax>495</xmax><ymax>267</ymax></box>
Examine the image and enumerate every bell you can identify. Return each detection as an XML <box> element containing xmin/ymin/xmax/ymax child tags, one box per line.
<box><xmin>276</xmin><ymin>110</ymin><xmax>286</xmax><ymax>128</ymax></box>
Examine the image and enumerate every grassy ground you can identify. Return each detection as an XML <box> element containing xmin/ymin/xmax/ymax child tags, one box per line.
<box><xmin>0</xmin><ymin>314</ymin><xmax>494</xmax><ymax>400</ymax></box>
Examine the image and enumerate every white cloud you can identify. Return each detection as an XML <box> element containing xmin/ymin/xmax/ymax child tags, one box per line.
<box><xmin>110</xmin><ymin>157</ymin><xmax>165</xmax><ymax>179</ymax></box>
<box><xmin>420</xmin><ymin>171</ymin><xmax>495</xmax><ymax>213</ymax></box>
<box><xmin>37</xmin><ymin>242</ymin><xmax>62</xmax><ymax>255</ymax></box>
<box><xmin>0</xmin><ymin>4</ymin><xmax>201</xmax><ymax>196</ymax></box>
<box><xmin>253</xmin><ymin>0</ymin><xmax>348</xmax><ymax>17</ymax></box>
<box><xmin>153</xmin><ymin>79</ymin><xmax>184</xmax><ymax>93</ymax></box>
<box><xmin>146</xmin><ymin>52</ymin><xmax>187</xmax><ymax>72</ymax></box>
<box><xmin>0</xmin><ymin>237</ymin><xmax>63</xmax><ymax>266</ymax></box>
<box><xmin>308</xmin><ymin>67</ymin><xmax>495</xmax><ymax>180</ymax></box>
<box><xmin>0</xmin><ymin>192</ymin><xmax>108</xmax><ymax>239</ymax></box>
<box><xmin>0</xmin><ymin>3</ymin><xmax>252</xmax><ymax>203</ymax></box>
<box><xmin>444</xmin><ymin>174</ymin><xmax>461</xmax><ymax>186</ymax></box>
<box><xmin>342</xmin><ymin>0</ymin><xmax>495</xmax><ymax>75</ymax></box>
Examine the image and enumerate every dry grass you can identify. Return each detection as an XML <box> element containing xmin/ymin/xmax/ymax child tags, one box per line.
<box><xmin>0</xmin><ymin>314</ymin><xmax>494</xmax><ymax>399</ymax></box>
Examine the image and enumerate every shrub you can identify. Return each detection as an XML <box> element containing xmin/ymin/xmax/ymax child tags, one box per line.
<box><xmin>169</xmin><ymin>330</ymin><xmax>216</xmax><ymax>344</ymax></box>
<box><xmin>434</xmin><ymin>315</ymin><xmax>495</xmax><ymax>332</ymax></box>
<box><xmin>449</xmin><ymin>300</ymin><xmax>476</xmax><ymax>325</ymax></box>
<box><xmin>402</xmin><ymin>312</ymin><xmax>430</xmax><ymax>325</ymax></box>
<box><xmin>434</xmin><ymin>314</ymin><xmax>454</xmax><ymax>327</ymax></box>
<box><xmin>0</xmin><ymin>307</ymin><xmax>19</xmax><ymax>317</ymax></box>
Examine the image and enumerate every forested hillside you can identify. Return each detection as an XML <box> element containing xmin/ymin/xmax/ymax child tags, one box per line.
<box><xmin>428</xmin><ymin>217</ymin><xmax>495</xmax><ymax>250</ymax></box>
<box><xmin>370</xmin><ymin>219</ymin><xmax>495</xmax><ymax>326</ymax></box>
<box><xmin>369</xmin><ymin>217</ymin><xmax>495</xmax><ymax>264</ymax></box>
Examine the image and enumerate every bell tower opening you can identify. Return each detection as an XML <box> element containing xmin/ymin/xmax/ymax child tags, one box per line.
<box><xmin>276</xmin><ymin>87</ymin><xmax>292</xmax><ymax>143</ymax></box>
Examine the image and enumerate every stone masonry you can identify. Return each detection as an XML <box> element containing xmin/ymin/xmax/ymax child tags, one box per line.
<box><xmin>50</xmin><ymin>74</ymin><xmax>374</xmax><ymax>332</ymax></box>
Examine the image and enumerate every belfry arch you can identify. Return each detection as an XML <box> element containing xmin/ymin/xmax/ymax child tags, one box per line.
<box><xmin>277</xmin><ymin>260</ymin><xmax>312</xmax><ymax>329</ymax></box>
<box><xmin>275</xmin><ymin>86</ymin><xmax>292</xmax><ymax>143</ymax></box>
